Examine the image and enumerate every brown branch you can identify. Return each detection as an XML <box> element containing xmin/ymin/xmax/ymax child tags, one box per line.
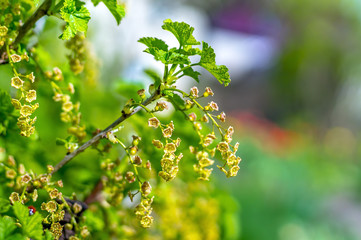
<box><xmin>84</xmin><ymin>178</ymin><xmax>104</xmax><ymax>205</ymax></box>
<box><xmin>52</xmin><ymin>89</ymin><xmax>162</xmax><ymax>174</ymax></box>
<box><xmin>14</xmin><ymin>0</ymin><xmax>53</xmax><ymax>46</ymax></box>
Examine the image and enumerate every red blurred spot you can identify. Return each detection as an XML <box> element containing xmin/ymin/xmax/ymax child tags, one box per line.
<box><xmin>28</xmin><ymin>206</ymin><xmax>36</xmax><ymax>216</ymax></box>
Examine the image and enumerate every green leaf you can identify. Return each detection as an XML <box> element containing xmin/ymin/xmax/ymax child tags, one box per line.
<box><xmin>60</xmin><ymin>0</ymin><xmax>91</xmax><ymax>40</ymax></box>
<box><xmin>0</xmin><ymin>199</ymin><xmax>11</xmax><ymax>213</ymax></box>
<box><xmin>179</xmin><ymin>45</ymin><xmax>202</xmax><ymax>56</ymax></box>
<box><xmin>138</xmin><ymin>37</ymin><xmax>168</xmax><ymax>52</ymax></box>
<box><xmin>182</xmin><ymin>66</ymin><xmax>200</xmax><ymax>82</ymax></box>
<box><xmin>0</xmin><ymin>89</ymin><xmax>14</xmax><ymax>115</ymax></box>
<box><xmin>115</xmin><ymin>81</ymin><xmax>145</xmax><ymax>99</ymax></box>
<box><xmin>92</xmin><ymin>0</ymin><xmax>125</xmax><ymax>25</ymax></box>
<box><xmin>144</xmin><ymin>69</ymin><xmax>161</xmax><ymax>88</ymax></box>
<box><xmin>43</xmin><ymin>230</ymin><xmax>54</xmax><ymax>240</ymax></box>
<box><xmin>55</xmin><ymin>138</ymin><xmax>67</xmax><ymax>146</ymax></box>
<box><xmin>0</xmin><ymin>216</ymin><xmax>25</xmax><ymax>240</ymax></box>
<box><xmin>167</xmin><ymin>51</ymin><xmax>190</xmax><ymax>65</ymax></box>
<box><xmin>0</xmin><ymin>89</ymin><xmax>16</xmax><ymax>135</ymax></box>
<box><xmin>167</xmin><ymin>93</ymin><xmax>185</xmax><ymax>108</ymax></box>
<box><xmin>142</xmin><ymin>47</ymin><xmax>190</xmax><ymax>65</ymax></box>
<box><xmin>0</xmin><ymin>216</ymin><xmax>16</xmax><ymax>240</ymax></box>
<box><xmin>162</xmin><ymin>19</ymin><xmax>200</xmax><ymax>47</ymax></box>
<box><xmin>91</xmin><ymin>0</ymin><xmax>101</xmax><ymax>5</ymax></box>
<box><xmin>145</xmin><ymin>48</ymin><xmax>168</xmax><ymax>63</ymax></box>
<box><xmin>199</xmin><ymin>42</ymin><xmax>231</xmax><ymax>86</ymax></box>
<box><xmin>13</xmin><ymin>202</ymin><xmax>43</xmax><ymax>240</ymax></box>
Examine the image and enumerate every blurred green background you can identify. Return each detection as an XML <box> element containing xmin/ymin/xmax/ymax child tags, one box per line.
<box><xmin>2</xmin><ymin>0</ymin><xmax>361</xmax><ymax>239</ymax></box>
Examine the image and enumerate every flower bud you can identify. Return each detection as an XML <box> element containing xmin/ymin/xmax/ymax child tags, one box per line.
<box><xmin>141</xmin><ymin>181</ymin><xmax>152</xmax><ymax>196</ymax></box>
<box><xmin>133</xmin><ymin>156</ymin><xmax>142</xmax><ymax>165</ymax></box>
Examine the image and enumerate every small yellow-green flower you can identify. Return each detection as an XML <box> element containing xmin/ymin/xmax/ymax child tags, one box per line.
<box><xmin>164</xmin><ymin>143</ymin><xmax>176</xmax><ymax>153</ymax></box>
<box><xmin>228</xmin><ymin>165</ymin><xmax>240</xmax><ymax>177</ymax></box>
<box><xmin>45</xmin><ymin>200</ymin><xmax>57</xmax><ymax>213</ymax></box>
<box><xmin>80</xmin><ymin>226</ymin><xmax>90</xmax><ymax>238</ymax></box>
<box><xmin>11</xmin><ymin>98</ymin><xmax>21</xmax><ymax>109</ymax></box>
<box><xmin>25</xmin><ymin>90</ymin><xmax>36</xmax><ymax>102</ymax></box>
<box><xmin>217</xmin><ymin>142</ymin><xmax>229</xmax><ymax>152</ymax></box>
<box><xmin>204</xmin><ymin>87</ymin><xmax>214</xmax><ymax>97</ymax></box>
<box><xmin>162</xmin><ymin>127</ymin><xmax>173</xmax><ymax>138</ymax></box>
<box><xmin>140</xmin><ymin>215</ymin><xmax>154</xmax><ymax>228</ymax></box>
<box><xmin>5</xmin><ymin>169</ymin><xmax>16</xmax><ymax>179</ymax></box>
<box><xmin>50</xmin><ymin>222</ymin><xmax>63</xmax><ymax>239</ymax></box>
<box><xmin>68</xmin><ymin>83</ymin><xmax>75</xmax><ymax>94</ymax></box>
<box><xmin>20</xmin><ymin>105</ymin><xmax>33</xmax><ymax>117</ymax></box>
<box><xmin>27</xmin><ymin>72</ymin><xmax>35</xmax><ymax>83</ymax></box>
<box><xmin>32</xmin><ymin>189</ymin><xmax>38</xmax><ymax>202</ymax></box>
<box><xmin>152</xmin><ymin>139</ymin><xmax>163</xmax><ymax>149</ymax></box>
<box><xmin>218</xmin><ymin>112</ymin><xmax>226</xmax><ymax>122</ymax></box>
<box><xmin>10</xmin><ymin>54</ymin><xmax>21</xmax><ymax>63</ymax></box>
<box><xmin>49</xmin><ymin>188</ymin><xmax>59</xmax><ymax>199</ymax></box>
<box><xmin>11</xmin><ymin>76</ymin><xmax>24</xmax><ymax>89</ymax></box>
<box><xmin>106</xmin><ymin>131</ymin><xmax>118</xmax><ymax>144</ymax></box>
<box><xmin>21</xmin><ymin>52</ymin><xmax>29</xmax><ymax>61</ymax></box>
<box><xmin>72</xmin><ymin>202</ymin><xmax>82</xmax><ymax>214</ymax></box>
<box><xmin>62</xmin><ymin>101</ymin><xmax>73</xmax><ymax>112</ymax></box>
<box><xmin>60</xmin><ymin>112</ymin><xmax>71</xmax><ymax>122</ymax></box>
<box><xmin>21</xmin><ymin>174</ymin><xmax>32</xmax><ymax>184</ymax></box>
<box><xmin>148</xmin><ymin>117</ymin><xmax>160</xmax><ymax>128</ymax></box>
<box><xmin>0</xmin><ymin>26</ymin><xmax>8</xmax><ymax>36</ymax></box>
<box><xmin>198</xmin><ymin>168</ymin><xmax>213</xmax><ymax>181</ymax></box>
<box><xmin>9</xmin><ymin>192</ymin><xmax>20</xmax><ymax>204</ymax></box>
<box><xmin>198</xmin><ymin>158</ymin><xmax>214</xmax><ymax>167</ymax></box>
<box><xmin>190</xmin><ymin>86</ymin><xmax>199</xmax><ymax>97</ymax></box>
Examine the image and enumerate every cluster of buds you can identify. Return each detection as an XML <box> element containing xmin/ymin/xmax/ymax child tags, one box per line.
<box><xmin>134</xmin><ymin>197</ymin><xmax>154</xmax><ymax>228</ymax></box>
<box><xmin>100</xmin><ymin>158</ymin><xmax>127</xmax><ymax>206</ymax></box>
<box><xmin>65</xmin><ymin>34</ymin><xmax>86</xmax><ymax>75</ymax></box>
<box><xmin>1</xmin><ymin>153</ymin><xmax>86</xmax><ymax>240</ymax></box>
<box><xmin>0</xmin><ymin>0</ymin><xmax>9</xmax><ymax>11</ymax></box>
<box><xmin>192</xmin><ymin>148</ymin><xmax>215</xmax><ymax>181</ymax></box>
<box><xmin>148</xmin><ymin>117</ymin><xmax>183</xmax><ymax>181</ymax></box>
<box><xmin>0</xmin><ymin>25</ymin><xmax>8</xmax><ymax>47</ymax></box>
<box><xmin>4</xmin><ymin>155</ymin><xmax>39</xmax><ymax>204</ymax></box>
<box><xmin>42</xmin><ymin>197</ymin><xmax>88</xmax><ymax>240</ymax></box>
<box><xmin>182</xmin><ymin>86</ymin><xmax>242</xmax><ymax>179</ymax></box>
<box><xmin>41</xmin><ymin>200</ymin><xmax>65</xmax><ymax>221</ymax></box>
<box><xmin>217</xmin><ymin>127</ymin><xmax>242</xmax><ymax>177</ymax></box>
<box><xmin>154</xmin><ymin>101</ymin><xmax>168</xmax><ymax>112</ymax></box>
<box><xmin>103</xmin><ymin>134</ymin><xmax>153</xmax><ymax>206</ymax></box>
<box><xmin>1</xmin><ymin>152</ymin><xmax>71</xmax><ymax>239</ymax></box>
<box><xmin>48</xmin><ymin>68</ymin><xmax>86</xmax><ymax>142</ymax></box>
<box><xmin>8</xmin><ymin>52</ymin><xmax>38</xmax><ymax>137</ymax></box>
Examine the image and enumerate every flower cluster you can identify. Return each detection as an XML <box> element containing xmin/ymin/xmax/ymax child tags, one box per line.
<box><xmin>1</xmin><ymin>148</ymin><xmax>91</xmax><ymax>239</ymax></box>
<box><xmin>171</xmin><ymin>86</ymin><xmax>242</xmax><ymax>179</ymax></box>
<box><xmin>65</xmin><ymin>34</ymin><xmax>86</xmax><ymax>75</ymax></box>
<box><xmin>134</xmin><ymin>197</ymin><xmax>154</xmax><ymax>228</ymax></box>
<box><xmin>216</xmin><ymin>127</ymin><xmax>242</xmax><ymax>177</ymax></box>
<box><xmin>192</xmin><ymin>148</ymin><xmax>215</xmax><ymax>181</ymax></box>
<box><xmin>100</xmin><ymin>157</ymin><xmax>127</xmax><ymax>206</ymax></box>
<box><xmin>8</xmin><ymin>51</ymin><xmax>38</xmax><ymax>137</ymax></box>
<box><xmin>148</xmin><ymin>118</ymin><xmax>183</xmax><ymax>181</ymax></box>
<box><xmin>104</xmin><ymin>132</ymin><xmax>155</xmax><ymax>227</ymax></box>
<box><xmin>47</xmin><ymin>67</ymin><xmax>86</xmax><ymax>144</ymax></box>
<box><xmin>0</xmin><ymin>25</ymin><xmax>8</xmax><ymax>47</ymax></box>
<box><xmin>155</xmin><ymin>181</ymin><xmax>220</xmax><ymax>239</ymax></box>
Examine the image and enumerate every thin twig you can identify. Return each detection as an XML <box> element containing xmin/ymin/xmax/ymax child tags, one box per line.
<box><xmin>14</xmin><ymin>0</ymin><xmax>53</xmax><ymax>46</ymax></box>
<box><xmin>52</xmin><ymin>89</ymin><xmax>161</xmax><ymax>174</ymax></box>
